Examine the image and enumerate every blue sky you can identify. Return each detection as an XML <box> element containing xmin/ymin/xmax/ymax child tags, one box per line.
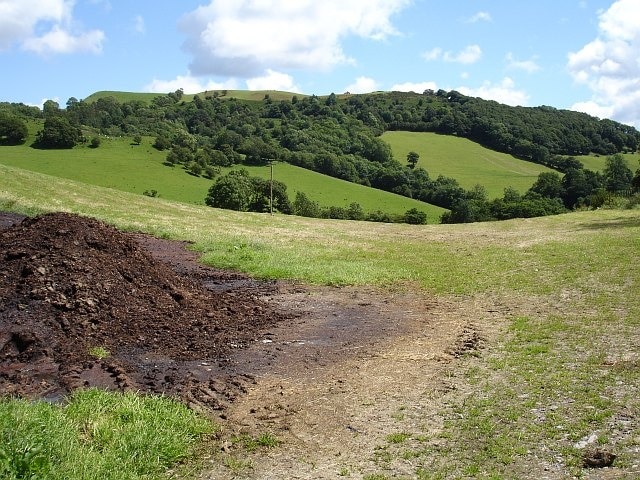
<box><xmin>1</xmin><ymin>0</ymin><xmax>639</xmax><ymax>127</ymax></box>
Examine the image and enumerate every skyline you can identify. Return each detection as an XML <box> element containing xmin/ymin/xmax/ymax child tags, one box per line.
<box><xmin>1</xmin><ymin>0</ymin><xmax>639</xmax><ymax>127</ymax></box>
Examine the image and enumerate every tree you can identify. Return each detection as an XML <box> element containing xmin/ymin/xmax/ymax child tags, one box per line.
<box><xmin>203</xmin><ymin>165</ymin><xmax>220</xmax><ymax>179</ymax></box>
<box><xmin>428</xmin><ymin>175</ymin><xmax>465</xmax><ymax>209</ymax></box>
<box><xmin>603</xmin><ymin>154</ymin><xmax>633</xmax><ymax>193</ymax></box>
<box><xmin>346</xmin><ymin>202</ymin><xmax>365</xmax><ymax>221</ymax></box>
<box><xmin>250</xmin><ymin>176</ymin><xmax>292</xmax><ymax>214</ymax></box>
<box><xmin>403</xmin><ymin>208</ymin><xmax>427</xmax><ymax>225</ymax></box>
<box><xmin>204</xmin><ymin>169</ymin><xmax>292</xmax><ymax>214</ymax></box>
<box><xmin>561</xmin><ymin>168</ymin><xmax>604</xmax><ymax>208</ymax></box>
<box><xmin>153</xmin><ymin>135</ymin><xmax>171</xmax><ymax>151</ymax></box>
<box><xmin>406</xmin><ymin>151</ymin><xmax>420</xmax><ymax>169</ymax></box>
<box><xmin>632</xmin><ymin>168</ymin><xmax>640</xmax><ymax>193</ymax></box>
<box><xmin>166</xmin><ymin>146</ymin><xmax>194</xmax><ymax>166</ymax></box>
<box><xmin>529</xmin><ymin>171</ymin><xmax>564</xmax><ymax>199</ymax></box>
<box><xmin>35</xmin><ymin>116</ymin><xmax>81</xmax><ymax>148</ymax></box>
<box><xmin>205</xmin><ymin>170</ymin><xmax>255</xmax><ymax>211</ymax></box>
<box><xmin>0</xmin><ymin>113</ymin><xmax>28</xmax><ymax>145</ymax></box>
<box><xmin>42</xmin><ymin>99</ymin><xmax>60</xmax><ymax>118</ymax></box>
<box><xmin>187</xmin><ymin>161</ymin><xmax>202</xmax><ymax>176</ymax></box>
<box><xmin>293</xmin><ymin>191</ymin><xmax>321</xmax><ymax>218</ymax></box>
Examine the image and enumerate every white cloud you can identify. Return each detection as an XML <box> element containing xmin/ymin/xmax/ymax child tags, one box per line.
<box><xmin>390</xmin><ymin>81</ymin><xmax>438</xmax><ymax>93</ymax></box>
<box><xmin>0</xmin><ymin>0</ymin><xmax>104</xmax><ymax>54</ymax></box>
<box><xmin>344</xmin><ymin>76</ymin><xmax>379</xmax><ymax>94</ymax></box>
<box><xmin>423</xmin><ymin>44</ymin><xmax>482</xmax><ymax>64</ymax></box>
<box><xmin>570</xmin><ymin>100</ymin><xmax>614</xmax><ymax>120</ymax></box>
<box><xmin>246</xmin><ymin>69</ymin><xmax>301</xmax><ymax>92</ymax></box>
<box><xmin>467</xmin><ymin>11</ymin><xmax>492</xmax><ymax>23</ymax></box>
<box><xmin>145</xmin><ymin>74</ymin><xmax>239</xmax><ymax>94</ymax></box>
<box><xmin>179</xmin><ymin>0</ymin><xmax>411</xmax><ymax>77</ymax></box>
<box><xmin>506</xmin><ymin>52</ymin><xmax>541</xmax><ymax>73</ymax></box>
<box><xmin>457</xmin><ymin>77</ymin><xmax>530</xmax><ymax>106</ymax></box>
<box><xmin>23</xmin><ymin>26</ymin><xmax>104</xmax><ymax>55</ymax></box>
<box><xmin>134</xmin><ymin>15</ymin><xmax>145</xmax><ymax>34</ymax></box>
<box><xmin>568</xmin><ymin>0</ymin><xmax>640</xmax><ymax>126</ymax></box>
<box><xmin>422</xmin><ymin>47</ymin><xmax>442</xmax><ymax>61</ymax></box>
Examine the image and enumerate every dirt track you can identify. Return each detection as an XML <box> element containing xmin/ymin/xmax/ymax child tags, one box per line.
<box><xmin>0</xmin><ymin>212</ymin><xmax>488</xmax><ymax>478</ymax></box>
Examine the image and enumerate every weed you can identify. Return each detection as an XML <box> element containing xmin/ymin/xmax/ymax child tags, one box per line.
<box><xmin>231</xmin><ymin>432</ymin><xmax>280</xmax><ymax>452</ymax></box>
<box><xmin>386</xmin><ymin>432</ymin><xmax>411</xmax><ymax>444</ymax></box>
<box><xmin>222</xmin><ymin>454</ymin><xmax>252</xmax><ymax>472</ymax></box>
<box><xmin>87</xmin><ymin>346</ymin><xmax>110</xmax><ymax>360</ymax></box>
<box><xmin>363</xmin><ymin>474</ymin><xmax>389</xmax><ymax>480</ymax></box>
<box><xmin>338</xmin><ymin>466</ymin><xmax>350</xmax><ymax>476</ymax></box>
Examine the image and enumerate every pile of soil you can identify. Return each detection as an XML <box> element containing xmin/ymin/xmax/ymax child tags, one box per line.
<box><xmin>0</xmin><ymin>212</ymin><xmax>293</xmax><ymax>409</ymax></box>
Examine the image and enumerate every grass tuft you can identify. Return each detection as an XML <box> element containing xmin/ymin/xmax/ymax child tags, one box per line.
<box><xmin>0</xmin><ymin>389</ymin><xmax>214</xmax><ymax>480</ymax></box>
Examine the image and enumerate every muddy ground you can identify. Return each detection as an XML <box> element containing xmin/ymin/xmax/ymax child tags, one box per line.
<box><xmin>1</xmin><ymin>212</ymin><xmax>629</xmax><ymax>479</ymax></box>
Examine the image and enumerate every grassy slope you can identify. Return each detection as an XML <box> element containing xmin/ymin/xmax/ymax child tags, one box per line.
<box><xmin>0</xmin><ymin>136</ymin><xmax>211</xmax><ymax>204</ymax></box>
<box><xmin>228</xmin><ymin>164</ymin><xmax>445</xmax><ymax>219</ymax></box>
<box><xmin>82</xmin><ymin>91</ymin><xmax>164</xmax><ymax>104</ymax></box>
<box><xmin>383</xmin><ymin>131</ymin><xmax>556</xmax><ymax>198</ymax></box>
<box><xmin>577</xmin><ymin>152</ymin><xmax>640</xmax><ymax>171</ymax></box>
<box><xmin>2</xmin><ymin>166</ymin><xmax>639</xmax><ymax>478</ymax></box>
<box><xmin>0</xmin><ymin>133</ymin><xmax>444</xmax><ymax>221</ymax></box>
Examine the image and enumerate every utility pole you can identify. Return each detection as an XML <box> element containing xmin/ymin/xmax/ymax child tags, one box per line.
<box><xmin>269</xmin><ymin>160</ymin><xmax>274</xmax><ymax>215</ymax></box>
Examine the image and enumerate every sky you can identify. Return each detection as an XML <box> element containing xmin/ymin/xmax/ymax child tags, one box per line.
<box><xmin>1</xmin><ymin>0</ymin><xmax>639</xmax><ymax>127</ymax></box>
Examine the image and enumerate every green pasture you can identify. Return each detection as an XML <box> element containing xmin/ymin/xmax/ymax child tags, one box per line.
<box><xmin>382</xmin><ymin>131</ymin><xmax>555</xmax><ymax>198</ymax></box>
<box><xmin>83</xmin><ymin>91</ymin><xmax>164</xmax><ymax>104</ymax></box>
<box><xmin>0</xmin><ymin>135</ymin><xmax>443</xmax><ymax>221</ymax></box>
<box><xmin>0</xmin><ymin>137</ymin><xmax>211</xmax><ymax>204</ymax></box>
<box><xmin>577</xmin><ymin>152</ymin><xmax>640</xmax><ymax>172</ymax></box>
<box><xmin>227</xmin><ymin>163</ymin><xmax>445</xmax><ymax>220</ymax></box>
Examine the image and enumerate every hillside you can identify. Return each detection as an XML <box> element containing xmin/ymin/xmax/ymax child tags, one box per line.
<box><xmin>382</xmin><ymin>131</ymin><xmax>555</xmax><ymax>198</ymax></box>
<box><xmin>2</xmin><ymin>89</ymin><xmax>639</xmax><ymax>223</ymax></box>
<box><xmin>0</xmin><ymin>132</ymin><xmax>445</xmax><ymax>221</ymax></box>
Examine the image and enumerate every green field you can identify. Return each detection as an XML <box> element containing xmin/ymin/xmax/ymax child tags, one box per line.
<box><xmin>2</xmin><ymin>163</ymin><xmax>637</xmax><ymax>291</ymax></box>
<box><xmin>228</xmin><ymin>163</ymin><xmax>445</xmax><ymax>219</ymax></box>
<box><xmin>383</xmin><ymin>131</ymin><xmax>556</xmax><ymax>198</ymax></box>
<box><xmin>0</xmin><ymin>136</ymin><xmax>212</xmax><ymax>204</ymax></box>
<box><xmin>83</xmin><ymin>91</ymin><xmax>165</xmax><ymax>104</ymax></box>
<box><xmin>0</xmin><ymin>134</ymin><xmax>444</xmax><ymax>221</ymax></box>
<box><xmin>577</xmin><ymin>152</ymin><xmax>640</xmax><ymax>172</ymax></box>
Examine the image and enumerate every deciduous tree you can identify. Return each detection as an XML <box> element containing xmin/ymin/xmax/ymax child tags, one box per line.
<box><xmin>406</xmin><ymin>151</ymin><xmax>419</xmax><ymax>169</ymax></box>
<box><xmin>0</xmin><ymin>113</ymin><xmax>28</xmax><ymax>145</ymax></box>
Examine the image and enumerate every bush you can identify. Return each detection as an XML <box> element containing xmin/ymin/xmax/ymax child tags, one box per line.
<box><xmin>153</xmin><ymin>135</ymin><xmax>171</xmax><ymax>151</ymax></box>
<box><xmin>404</xmin><ymin>208</ymin><xmax>427</xmax><ymax>225</ymax></box>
